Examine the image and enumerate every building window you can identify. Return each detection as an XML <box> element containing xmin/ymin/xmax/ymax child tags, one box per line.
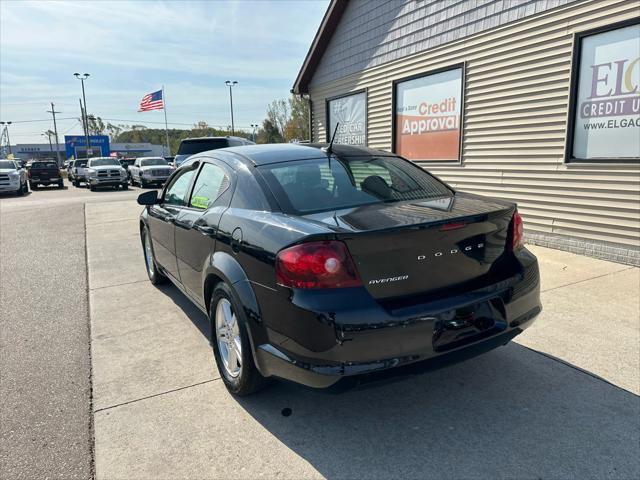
<box><xmin>392</xmin><ymin>64</ymin><xmax>464</xmax><ymax>163</ymax></box>
<box><xmin>326</xmin><ymin>90</ymin><xmax>367</xmax><ymax>146</ymax></box>
<box><xmin>566</xmin><ymin>18</ymin><xmax>640</xmax><ymax>163</ymax></box>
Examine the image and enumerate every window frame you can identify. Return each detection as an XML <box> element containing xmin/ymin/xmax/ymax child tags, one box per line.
<box><xmin>564</xmin><ymin>17</ymin><xmax>640</xmax><ymax>164</ymax></box>
<box><xmin>185</xmin><ymin>159</ymin><xmax>233</xmax><ymax>211</ymax></box>
<box><xmin>325</xmin><ymin>89</ymin><xmax>368</xmax><ymax>146</ymax></box>
<box><xmin>391</xmin><ymin>62</ymin><xmax>466</xmax><ymax>165</ymax></box>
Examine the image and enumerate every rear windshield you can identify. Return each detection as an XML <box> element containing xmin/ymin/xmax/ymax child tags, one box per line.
<box><xmin>31</xmin><ymin>162</ymin><xmax>58</xmax><ymax>169</ymax></box>
<box><xmin>75</xmin><ymin>160</ymin><xmax>88</xmax><ymax>167</ymax></box>
<box><xmin>259</xmin><ymin>155</ymin><xmax>452</xmax><ymax>214</ymax></box>
<box><xmin>140</xmin><ymin>158</ymin><xmax>167</xmax><ymax>166</ymax></box>
<box><xmin>119</xmin><ymin>159</ymin><xmax>135</xmax><ymax>166</ymax></box>
<box><xmin>89</xmin><ymin>158</ymin><xmax>120</xmax><ymax>167</ymax></box>
<box><xmin>177</xmin><ymin>139</ymin><xmax>228</xmax><ymax>155</ymax></box>
<box><xmin>0</xmin><ymin>160</ymin><xmax>16</xmax><ymax>169</ymax></box>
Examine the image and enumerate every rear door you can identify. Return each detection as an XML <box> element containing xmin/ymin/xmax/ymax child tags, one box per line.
<box><xmin>174</xmin><ymin>159</ymin><xmax>233</xmax><ymax>303</ymax></box>
<box><xmin>147</xmin><ymin>167</ymin><xmax>198</xmax><ymax>281</ymax></box>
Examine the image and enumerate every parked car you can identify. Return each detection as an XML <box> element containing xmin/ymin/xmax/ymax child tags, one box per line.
<box><xmin>128</xmin><ymin>157</ymin><xmax>173</xmax><ymax>188</ymax></box>
<box><xmin>84</xmin><ymin>157</ymin><xmax>128</xmax><ymax>191</ymax></box>
<box><xmin>173</xmin><ymin>136</ymin><xmax>255</xmax><ymax>167</ymax></box>
<box><xmin>137</xmin><ymin>143</ymin><xmax>541</xmax><ymax>396</ymax></box>
<box><xmin>118</xmin><ymin>158</ymin><xmax>136</xmax><ymax>182</ymax></box>
<box><xmin>69</xmin><ymin>159</ymin><xmax>89</xmax><ymax>187</ymax></box>
<box><xmin>28</xmin><ymin>160</ymin><xmax>63</xmax><ymax>189</ymax></box>
<box><xmin>0</xmin><ymin>159</ymin><xmax>29</xmax><ymax>196</ymax></box>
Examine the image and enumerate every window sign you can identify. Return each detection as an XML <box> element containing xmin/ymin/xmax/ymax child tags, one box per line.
<box><xmin>327</xmin><ymin>91</ymin><xmax>366</xmax><ymax>145</ymax></box>
<box><xmin>570</xmin><ymin>21</ymin><xmax>640</xmax><ymax>161</ymax></box>
<box><xmin>394</xmin><ymin>66</ymin><xmax>463</xmax><ymax>162</ymax></box>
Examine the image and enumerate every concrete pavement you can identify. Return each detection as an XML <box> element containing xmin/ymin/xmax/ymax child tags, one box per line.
<box><xmin>0</xmin><ymin>197</ymin><xmax>92</xmax><ymax>478</ymax></box>
<box><xmin>87</xmin><ymin>200</ymin><xmax>640</xmax><ymax>479</ymax></box>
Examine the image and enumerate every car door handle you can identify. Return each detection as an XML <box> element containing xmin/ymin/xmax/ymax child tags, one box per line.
<box><xmin>194</xmin><ymin>224</ymin><xmax>216</xmax><ymax>235</ymax></box>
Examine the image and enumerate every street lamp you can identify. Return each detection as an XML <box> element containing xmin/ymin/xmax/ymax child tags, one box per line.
<box><xmin>225</xmin><ymin>80</ymin><xmax>238</xmax><ymax>135</ymax></box>
<box><xmin>74</xmin><ymin>72</ymin><xmax>92</xmax><ymax>158</ymax></box>
<box><xmin>250</xmin><ymin>123</ymin><xmax>259</xmax><ymax>142</ymax></box>
<box><xmin>0</xmin><ymin>121</ymin><xmax>12</xmax><ymax>154</ymax></box>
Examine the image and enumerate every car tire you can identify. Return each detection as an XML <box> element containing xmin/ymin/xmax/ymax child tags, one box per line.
<box><xmin>58</xmin><ymin>180</ymin><xmax>64</xmax><ymax>189</ymax></box>
<box><xmin>73</xmin><ymin>180</ymin><xmax>79</xmax><ymax>187</ymax></box>
<box><xmin>121</xmin><ymin>183</ymin><xmax>128</xmax><ymax>190</ymax></box>
<box><xmin>141</xmin><ymin>225</ymin><xmax>167</xmax><ymax>285</ymax></box>
<box><xmin>29</xmin><ymin>182</ymin><xmax>36</xmax><ymax>190</ymax></box>
<box><xmin>140</xmin><ymin>178</ymin><xmax>146</xmax><ymax>188</ymax></box>
<box><xmin>90</xmin><ymin>185</ymin><xmax>96</xmax><ymax>192</ymax></box>
<box><xmin>210</xmin><ymin>284</ymin><xmax>267</xmax><ymax>396</ymax></box>
<box><xmin>17</xmin><ymin>182</ymin><xmax>24</xmax><ymax>196</ymax></box>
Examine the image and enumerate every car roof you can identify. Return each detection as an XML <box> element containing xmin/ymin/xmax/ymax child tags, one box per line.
<box><xmin>180</xmin><ymin>136</ymin><xmax>248</xmax><ymax>142</ymax></box>
<box><xmin>206</xmin><ymin>143</ymin><xmax>395</xmax><ymax>166</ymax></box>
<box><xmin>137</xmin><ymin>156</ymin><xmax>165</xmax><ymax>160</ymax></box>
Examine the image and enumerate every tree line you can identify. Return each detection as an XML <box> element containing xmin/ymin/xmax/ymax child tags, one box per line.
<box><xmin>82</xmin><ymin>95</ymin><xmax>310</xmax><ymax>153</ymax></box>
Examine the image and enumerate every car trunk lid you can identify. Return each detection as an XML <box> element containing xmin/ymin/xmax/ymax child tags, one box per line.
<box><xmin>303</xmin><ymin>193</ymin><xmax>515</xmax><ymax>300</ymax></box>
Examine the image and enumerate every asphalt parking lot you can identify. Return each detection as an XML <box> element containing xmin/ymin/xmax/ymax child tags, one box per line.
<box><xmin>1</xmin><ymin>181</ymin><xmax>639</xmax><ymax>479</ymax></box>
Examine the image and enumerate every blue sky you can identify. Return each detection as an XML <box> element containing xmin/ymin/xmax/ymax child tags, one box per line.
<box><xmin>0</xmin><ymin>0</ymin><xmax>328</xmax><ymax>145</ymax></box>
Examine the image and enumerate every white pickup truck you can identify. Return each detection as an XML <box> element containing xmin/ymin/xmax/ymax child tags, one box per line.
<box><xmin>128</xmin><ymin>157</ymin><xmax>174</xmax><ymax>188</ymax></box>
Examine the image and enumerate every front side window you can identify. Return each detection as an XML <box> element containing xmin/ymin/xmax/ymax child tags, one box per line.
<box><xmin>189</xmin><ymin>163</ymin><xmax>229</xmax><ymax>209</ymax></box>
<box><xmin>259</xmin><ymin>155</ymin><xmax>452</xmax><ymax>214</ymax></box>
<box><xmin>164</xmin><ymin>169</ymin><xmax>197</xmax><ymax>206</ymax></box>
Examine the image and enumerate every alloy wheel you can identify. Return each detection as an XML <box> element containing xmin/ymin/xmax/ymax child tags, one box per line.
<box><xmin>215</xmin><ymin>298</ymin><xmax>242</xmax><ymax>378</ymax></box>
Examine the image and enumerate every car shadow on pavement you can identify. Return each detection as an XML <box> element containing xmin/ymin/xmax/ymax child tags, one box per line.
<box><xmin>150</xmin><ymin>283</ymin><xmax>639</xmax><ymax>479</ymax></box>
<box><xmin>156</xmin><ymin>283</ymin><xmax>211</xmax><ymax>341</ymax></box>
<box><xmin>235</xmin><ymin>343</ymin><xmax>640</xmax><ymax>479</ymax></box>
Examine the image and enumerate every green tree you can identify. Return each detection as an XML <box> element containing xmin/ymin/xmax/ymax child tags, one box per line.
<box><xmin>257</xmin><ymin>119</ymin><xmax>283</xmax><ymax>144</ymax></box>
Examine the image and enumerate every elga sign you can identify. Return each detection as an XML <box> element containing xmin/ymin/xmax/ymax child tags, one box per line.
<box><xmin>327</xmin><ymin>91</ymin><xmax>366</xmax><ymax>146</ymax></box>
<box><xmin>394</xmin><ymin>66</ymin><xmax>463</xmax><ymax>161</ymax></box>
<box><xmin>571</xmin><ymin>22</ymin><xmax>640</xmax><ymax>160</ymax></box>
<box><xmin>64</xmin><ymin>135</ymin><xmax>110</xmax><ymax>159</ymax></box>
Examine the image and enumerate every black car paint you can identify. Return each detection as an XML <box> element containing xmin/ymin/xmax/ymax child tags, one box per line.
<box><xmin>140</xmin><ymin>144</ymin><xmax>541</xmax><ymax>390</ymax></box>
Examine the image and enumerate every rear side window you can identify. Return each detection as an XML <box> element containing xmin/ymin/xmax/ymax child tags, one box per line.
<box><xmin>189</xmin><ymin>163</ymin><xmax>230</xmax><ymax>209</ymax></box>
<box><xmin>258</xmin><ymin>155</ymin><xmax>452</xmax><ymax>214</ymax></box>
<box><xmin>177</xmin><ymin>139</ymin><xmax>229</xmax><ymax>155</ymax></box>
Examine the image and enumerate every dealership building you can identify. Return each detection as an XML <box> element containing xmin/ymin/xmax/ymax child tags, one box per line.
<box><xmin>294</xmin><ymin>0</ymin><xmax>639</xmax><ymax>265</ymax></box>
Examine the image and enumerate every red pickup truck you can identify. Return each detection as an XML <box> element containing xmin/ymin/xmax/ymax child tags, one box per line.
<box><xmin>28</xmin><ymin>161</ymin><xmax>63</xmax><ymax>189</ymax></box>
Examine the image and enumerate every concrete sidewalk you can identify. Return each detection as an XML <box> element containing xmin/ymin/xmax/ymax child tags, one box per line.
<box><xmin>86</xmin><ymin>200</ymin><xmax>640</xmax><ymax>479</ymax></box>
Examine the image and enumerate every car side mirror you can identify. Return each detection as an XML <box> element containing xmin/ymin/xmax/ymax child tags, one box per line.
<box><xmin>137</xmin><ymin>190</ymin><xmax>159</xmax><ymax>206</ymax></box>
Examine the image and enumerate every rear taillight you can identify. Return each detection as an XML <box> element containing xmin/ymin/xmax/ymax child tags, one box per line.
<box><xmin>275</xmin><ymin>240</ymin><xmax>361</xmax><ymax>289</ymax></box>
<box><xmin>510</xmin><ymin>210</ymin><xmax>524</xmax><ymax>250</ymax></box>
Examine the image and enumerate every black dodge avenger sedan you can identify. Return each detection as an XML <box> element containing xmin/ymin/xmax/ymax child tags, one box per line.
<box><xmin>138</xmin><ymin>144</ymin><xmax>541</xmax><ymax>395</ymax></box>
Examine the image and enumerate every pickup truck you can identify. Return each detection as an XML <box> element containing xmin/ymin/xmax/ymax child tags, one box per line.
<box><xmin>0</xmin><ymin>159</ymin><xmax>29</xmax><ymax>196</ymax></box>
<box><xmin>84</xmin><ymin>157</ymin><xmax>128</xmax><ymax>191</ymax></box>
<box><xmin>128</xmin><ymin>157</ymin><xmax>173</xmax><ymax>188</ymax></box>
<box><xmin>28</xmin><ymin>161</ymin><xmax>63</xmax><ymax>189</ymax></box>
<box><xmin>69</xmin><ymin>159</ymin><xmax>89</xmax><ymax>187</ymax></box>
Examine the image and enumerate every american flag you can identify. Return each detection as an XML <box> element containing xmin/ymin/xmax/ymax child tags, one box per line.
<box><xmin>138</xmin><ymin>90</ymin><xmax>164</xmax><ymax>111</ymax></box>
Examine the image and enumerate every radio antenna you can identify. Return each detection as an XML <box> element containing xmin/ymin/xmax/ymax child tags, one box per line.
<box><xmin>324</xmin><ymin>122</ymin><xmax>339</xmax><ymax>156</ymax></box>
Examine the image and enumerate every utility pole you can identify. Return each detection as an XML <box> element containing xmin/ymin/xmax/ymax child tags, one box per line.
<box><xmin>47</xmin><ymin>103</ymin><xmax>62</xmax><ymax>166</ymax></box>
<box><xmin>225</xmin><ymin>80</ymin><xmax>237</xmax><ymax>135</ymax></box>
<box><xmin>78</xmin><ymin>98</ymin><xmax>91</xmax><ymax>159</ymax></box>
<box><xmin>0</xmin><ymin>121</ymin><xmax>13</xmax><ymax>155</ymax></box>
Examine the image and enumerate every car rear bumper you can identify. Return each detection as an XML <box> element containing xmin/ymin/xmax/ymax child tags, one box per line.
<box><xmin>253</xmin><ymin>250</ymin><xmax>542</xmax><ymax>390</ymax></box>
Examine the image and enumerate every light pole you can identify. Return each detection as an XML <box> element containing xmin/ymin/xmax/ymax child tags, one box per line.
<box><xmin>74</xmin><ymin>73</ymin><xmax>92</xmax><ymax>158</ymax></box>
<box><xmin>250</xmin><ymin>123</ymin><xmax>259</xmax><ymax>142</ymax></box>
<box><xmin>0</xmin><ymin>121</ymin><xmax>12</xmax><ymax>154</ymax></box>
<box><xmin>225</xmin><ymin>80</ymin><xmax>237</xmax><ymax>135</ymax></box>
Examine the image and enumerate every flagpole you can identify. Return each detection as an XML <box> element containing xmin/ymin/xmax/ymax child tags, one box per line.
<box><xmin>162</xmin><ymin>85</ymin><xmax>170</xmax><ymax>156</ymax></box>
